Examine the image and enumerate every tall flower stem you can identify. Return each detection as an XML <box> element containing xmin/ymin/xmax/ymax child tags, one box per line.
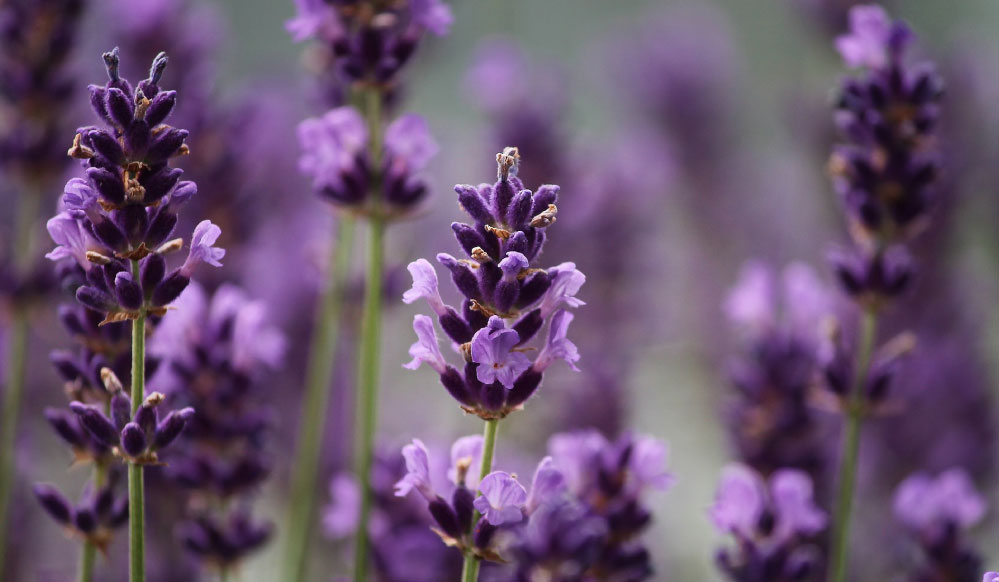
<box><xmin>78</xmin><ymin>457</ymin><xmax>108</xmax><ymax>582</ymax></box>
<box><xmin>461</xmin><ymin>418</ymin><xmax>500</xmax><ymax>582</ymax></box>
<box><xmin>829</xmin><ymin>308</ymin><xmax>878</xmax><ymax>582</ymax></box>
<box><xmin>351</xmin><ymin>85</ymin><xmax>385</xmax><ymax>582</ymax></box>
<box><xmin>282</xmin><ymin>217</ymin><xmax>355</xmax><ymax>582</ymax></box>
<box><xmin>128</xmin><ymin>261</ymin><xmax>146</xmax><ymax>582</ymax></box>
<box><xmin>0</xmin><ymin>187</ymin><xmax>40</xmax><ymax>575</ymax></box>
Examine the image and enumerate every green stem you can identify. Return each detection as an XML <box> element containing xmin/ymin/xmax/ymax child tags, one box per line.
<box><xmin>350</xmin><ymin>217</ymin><xmax>384</xmax><ymax>582</ymax></box>
<box><xmin>460</xmin><ymin>419</ymin><xmax>500</xmax><ymax>582</ymax></box>
<box><xmin>79</xmin><ymin>459</ymin><xmax>108</xmax><ymax>582</ymax></box>
<box><xmin>0</xmin><ymin>185</ymin><xmax>40</xmax><ymax>575</ymax></box>
<box><xmin>829</xmin><ymin>308</ymin><xmax>878</xmax><ymax>582</ymax></box>
<box><xmin>350</xmin><ymin>84</ymin><xmax>385</xmax><ymax>582</ymax></box>
<box><xmin>281</xmin><ymin>218</ymin><xmax>355</xmax><ymax>582</ymax></box>
<box><xmin>128</xmin><ymin>260</ymin><xmax>146</xmax><ymax>582</ymax></box>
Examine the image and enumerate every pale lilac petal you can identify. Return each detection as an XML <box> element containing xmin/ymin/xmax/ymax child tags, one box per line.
<box><xmin>724</xmin><ymin>261</ymin><xmax>776</xmax><ymax>333</ymax></box>
<box><xmin>629</xmin><ymin>436</ymin><xmax>673</xmax><ymax>491</ymax></box>
<box><xmin>771</xmin><ymin>470</ymin><xmax>827</xmax><ymax>540</ymax></box>
<box><xmin>469</xmin><ymin>317</ymin><xmax>530</xmax><ymax>389</ymax></box>
<box><xmin>402</xmin><ymin>259</ymin><xmax>446</xmax><ymax>315</ymax></box>
<box><xmin>323</xmin><ymin>473</ymin><xmax>360</xmax><ymax>538</ymax></box>
<box><xmin>181</xmin><ymin>220</ymin><xmax>225</xmax><ymax>274</ymax></box>
<box><xmin>539</xmin><ymin>263</ymin><xmax>586</xmax><ymax>318</ymax></box>
<box><xmin>475</xmin><ymin>471</ymin><xmax>527</xmax><ymax>526</ymax></box>
<box><xmin>710</xmin><ymin>464</ymin><xmax>766</xmax><ymax>538</ymax></box>
<box><xmin>447</xmin><ymin>435</ymin><xmax>484</xmax><ymax>489</ymax></box>
<box><xmin>403</xmin><ymin>315</ymin><xmax>447</xmax><ymax>374</ymax></box>
<box><xmin>394</xmin><ymin>439</ymin><xmax>435</xmax><ymax>501</ymax></box>
<box><xmin>526</xmin><ymin>457</ymin><xmax>566</xmax><ymax>514</ymax></box>
<box><xmin>533</xmin><ymin>310</ymin><xmax>580</xmax><ymax>372</ymax></box>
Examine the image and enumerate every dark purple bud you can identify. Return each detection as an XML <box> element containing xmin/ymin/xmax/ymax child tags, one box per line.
<box><xmin>49</xmin><ymin>350</ymin><xmax>83</xmax><ymax>382</ymax></box>
<box><xmin>507</xmin><ymin>190</ymin><xmax>532</xmax><ymax>228</ymax></box>
<box><xmin>516</xmin><ymin>272</ymin><xmax>551</xmax><ymax>309</ymax></box>
<box><xmin>125</xmin><ymin>119</ymin><xmax>151</xmax><ymax>158</ymax></box>
<box><xmin>456</xmin><ymin>185</ymin><xmax>493</xmax><ymax>223</ymax></box>
<box><xmin>70</xmin><ymin>402</ymin><xmax>120</xmax><ymax>447</ymax></box>
<box><xmin>110</xmin><ymin>497</ymin><xmax>129</xmax><ymax>527</ymax></box>
<box><xmin>116</xmin><ymin>204</ymin><xmax>148</xmax><ymax>245</ymax></box>
<box><xmin>152</xmin><ymin>407</ymin><xmax>195</xmax><ymax>450</ymax></box>
<box><xmin>530</xmin><ymin>185</ymin><xmax>559</xmax><ymax>215</ymax></box>
<box><xmin>440</xmin><ymin>366</ymin><xmax>474</xmax><ymax>407</ymax></box>
<box><xmin>512</xmin><ymin>309</ymin><xmax>543</xmax><ymax>345</ymax></box>
<box><xmin>76</xmin><ymin>286</ymin><xmax>116</xmax><ymax>313</ymax></box>
<box><xmin>57</xmin><ymin>305</ymin><xmax>87</xmax><ymax>336</ymax></box>
<box><xmin>144</xmin><ymin>91</ymin><xmax>176</xmax><ymax>126</ymax></box>
<box><xmin>34</xmin><ymin>484</ymin><xmax>73</xmax><ymax>526</ymax></box>
<box><xmin>428</xmin><ymin>497</ymin><xmax>462</xmax><ymax>539</ymax></box>
<box><xmin>437</xmin><ymin>254</ymin><xmax>480</xmax><ymax>300</ymax></box>
<box><xmin>104</xmin><ymin>87</ymin><xmax>134</xmax><ymax>128</ymax></box>
<box><xmin>151</xmin><ymin>270</ymin><xmax>190</xmax><ymax>307</ymax></box>
<box><xmin>86</xmin><ymin>130</ymin><xmax>125</xmax><ymax>165</ymax></box>
<box><xmin>451</xmin><ymin>222</ymin><xmax>487</xmax><ymax>258</ymax></box>
<box><xmin>506</xmin><ymin>368</ymin><xmax>543</xmax><ymax>409</ymax></box>
<box><xmin>480</xmin><ymin>381</ymin><xmax>506</xmax><ymax>412</ymax></box>
<box><xmin>89</xmin><ymin>85</ymin><xmax>110</xmax><ymax>122</ymax></box>
<box><xmin>494</xmin><ymin>281</ymin><xmax>519</xmax><ymax>314</ymax></box>
<box><xmin>45</xmin><ymin>408</ymin><xmax>86</xmax><ymax>448</ymax></box>
<box><xmin>111</xmin><ymin>393</ymin><xmax>132</xmax><ymax>431</ymax></box>
<box><xmin>452</xmin><ymin>486</ymin><xmax>475</xmax><ymax>530</ymax></box>
<box><xmin>139</xmin><ymin>167</ymin><xmax>183</xmax><ymax>204</ymax></box>
<box><xmin>505</xmin><ymin>231</ymin><xmax>529</xmax><ymax>257</ymax></box>
<box><xmin>146</xmin><ymin>129</ymin><xmax>188</xmax><ymax>164</ymax></box>
<box><xmin>114</xmin><ymin>272</ymin><xmax>143</xmax><ymax>310</ymax></box>
<box><xmin>134</xmin><ymin>400</ymin><xmax>158</xmax><ymax>438</ymax></box>
<box><xmin>439</xmin><ymin>307</ymin><xmax>473</xmax><ymax>344</ymax></box>
<box><xmin>74</xmin><ymin>506</ymin><xmax>97</xmax><ymax>533</ymax></box>
<box><xmin>87</xmin><ymin>167</ymin><xmax>125</xmax><ymax>205</ymax></box>
<box><xmin>144</xmin><ymin>209</ymin><xmax>178</xmax><ymax>248</ymax></box>
<box><xmin>120</xmin><ymin>423</ymin><xmax>147</xmax><ymax>457</ymax></box>
<box><xmin>140</xmin><ymin>254</ymin><xmax>166</xmax><ymax>298</ymax></box>
<box><xmin>91</xmin><ymin>216</ymin><xmax>127</xmax><ymax>252</ymax></box>
<box><xmin>492</xmin><ymin>179</ymin><xmax>517</xmax><ymax>218</ymax></box>
<box><xmin>474</xmin><ymin>521</ymin><xmax>498</xmax><ymax>549</ymax></box>
<box><xmin>94</xmin><ymin>487</ymin><xmax>114</xmax><ymax>521</ymax></box>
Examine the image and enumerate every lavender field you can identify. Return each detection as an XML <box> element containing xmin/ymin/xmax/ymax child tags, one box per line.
<box><xmin>1</xmin><ymin>0</ymin><xmax>997</xmax><ymax>581</ymax></box>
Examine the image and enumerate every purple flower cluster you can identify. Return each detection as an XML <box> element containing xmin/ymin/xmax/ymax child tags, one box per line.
<box><xmin>403</xmin><ymin>149</ymin><xmax>584</xmax><ymax>419</ymax></box>
<box><xmin>298</xmin><ymin>106</ymin><xmax>438</xmax><ymax>216</ymax></box>
<box><xmin>287</xmin><ymin>0</ymin><xmax>452</xmax><ymax>101</ymax></box>
<box><xmin>33</xmin><ymin>479</ymin><xmax>128</xmax><ymax>555</ymax></box>
<box><xmin>711</xmin><ymin>464</ymin><xmax>828</xmax><ymax>581</ymax></box>
<box><xmin>47</xmin><ymin>48</ymin><xmax>224</xmax><ymax>322</ymax></box>
<box><xmin>393</xmin><ymin>430</ymin><xmax>671</xmax><ymax>579</ymax></box>
<box><xmin>827</xmin><ymin>5</ymin><xmax>942</xmax><ymax>305</ymax></box>
<box><xmin>893</xmin><ymin>468</ymin><xmax>987</xmax><ymax>581</ymax></box>
<box><xmin>722</xmin><ymin>262</ymin><xmax>836</xmax><ymax>489</ymax></box>
<box><xmin>149</xmin><ymin>283</ymin><xmax>284</xmax><ymax>568</ymax></box>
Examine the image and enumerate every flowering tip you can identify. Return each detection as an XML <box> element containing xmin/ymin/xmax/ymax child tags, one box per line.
<box><xmin>496</xmin><ymin>147</ymin><xmax>520</xmax><ymax>181</ymax></box>
<box><xmin>100</xmin><ymin>367</ymin><xmax>123</xmax><ymax>393</ymax></box>
<box><xmin>149</xmin><ymin>52</ymin><xmax>169</xmax><ymax>84</ymax></box>
<box><xmin>102</xmin><ymin>47</ymin><xmax>121</xmax><ymax>81</ymax></box>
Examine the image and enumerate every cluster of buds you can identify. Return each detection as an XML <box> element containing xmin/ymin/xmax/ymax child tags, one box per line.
<box><xmin>287</xmin><ymin>0</ymin><xmax>452</xmax><ymax>98</ymax></box>
<box><xmin>393</xmin><ymin>430</ymin><xmax>671</xmax><ymax>578</ymax></box>
<box><xmin>403</xmin><ymin>149</ymin><xmax>584</xmax><ymax>419</ymax></box>
<box><xmin>826</xmin><ymin>5</ymin><xmax>943</xmax><ymax>305</ymax></box>
<box><xmin>69</xmin><ymin>372</ymin><xmax>193</xmax><ymax>465</ymax></box>
<box><xmin>33</xmin><ymin>479</ymin><xmax>128</xmax><ymax>555</ymax></box>
<box><xmin>47</xmin><ymin>47</ymin><xmax>223</xmax><ymax>324</ymax></box>
<box><xmin>297</xmin><ymin>106</ymin><xmax>438</xmax><ymax>217</ymax></box>
<box><xmin>711</xmin><ymin>464</ymin><xmax>828</xmax><ymax>582</ymax></box>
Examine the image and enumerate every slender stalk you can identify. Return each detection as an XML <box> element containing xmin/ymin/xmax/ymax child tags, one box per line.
<box><xmin>78</xmin><ymin>459</ymin><xmax>108</xmax><ymax>582</ymax></box>
<box><xmin>460</xmin><ymin>419</ymin><xmax>500</xmax><ymax>582</ymax></box>
<box><xmin>0</xmin><ymin>187</ymin><xmax>40</xmax><ymax>575</ymax></box>
<box><xmin>829</xmin><ymin>308</ymin><xmax>878</xmax><ymax>582</ymax></box>
<box><xmin>281</xmin><ymin>218</ymin><xmax>355</xmax><ymax>582</ymax></box>
<box><xmin>351</xmin><ymin>85</ymin><xmax>385</xmax><ymax>582</ymax></box>
<box><xmin>128</xmin><ymin>260</ymin><xmax>146</xmax><ymax>582</ymax></box>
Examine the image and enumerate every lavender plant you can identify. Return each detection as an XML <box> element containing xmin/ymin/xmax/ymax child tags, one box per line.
<box><xmin>284</xmin><ymin>2</ymin><xmax>452</xmax><ymax>580</ymax></box>
<box><xmin>0</xmin><ymin>1</ymin><xmax>85</xmax><ymax>573</ymax></box>
<box><xmin>43</xmin><ymin>48</ymin><xmax>222</xmax><ymax>582</ymax></box>
<box><xmin>821</xmin><ymin>6</ymin><xmax>945</xmax><ymax>581</ymax></box>
<box><xmin>149</xmin><ymin>283</ymin><xmax>285</xmax><ymax>578</ymax></box>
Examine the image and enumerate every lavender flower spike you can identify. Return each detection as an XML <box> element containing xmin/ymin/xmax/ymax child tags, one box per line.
<box><xmin>473</xmin><ymin>471</ymin><xmax>527</xmax><ymax>526</ymax></box>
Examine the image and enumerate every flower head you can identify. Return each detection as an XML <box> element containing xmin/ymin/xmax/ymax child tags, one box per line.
<box><xmin>893</xmin><ymin>468</ymin><xmax>986</xmax><ymax>534</ymax></box>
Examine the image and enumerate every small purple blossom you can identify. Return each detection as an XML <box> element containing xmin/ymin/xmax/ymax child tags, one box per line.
<box><xmin>985</xmin><ymin>573</ymin><xmax>999</xmax><ymax>582</ymax></box>
<box><xmin>474</xmin><ymin>471</ymin><xmax>527</xmax><ymax>526</ymax></box>
<box><xmin>835</xmin><ymin>4</ymin><xmax>901</xmax><ymax>70</ymax></box>
<box><xmin>323</xmin><ymin>473</ymin><xmax>360</xmax><ymax>538</ymax></box>
<box><xmin>539</xmin><ymin>263</ymin><xmax>586</xmax><ymax>319</ymax></box>
<box><xmin>395</xmin><ymin>439</ymin><xmax>435</xmax><ymax>501</ymax></box>
<box><xmin>533</xmin><ymin>310</ymin><xmax>580</xmax><ymax>372</ymax></box>
<box><xmin>297</xmin><ymin>106</ymin><xmax>367</xmax><ymax>194</ymax></box>
<box><xmin>447</xmin><ymin>435</ymin><xmax>483</xmax><ymax>489</ymax></box>
<box><xmin>469</xmin><ymin>316</ymin><xmax>531</xmax><ymax>389</ymax></box>
<box><xmin>45</xmin><ymin>212</ymin><xmax>100</xmax><ymax>270</ymax></box>
<box><xmin>180</xmin><ymin>220</ymin><xmax>225</xmax><ymax>275</ymax></box>
<box><xmin>384</xmin><ymin>114</ymin><xmax>438</xmax><ymax>176</ymax></box>
<box><xmin>710</xmin><ymin>463</ymin><xmax>826</xmax><ymax>542</ymax></box>
<box><xmin>403</xmin><ymin>259</ymin><xmax>447</xmax><ymax>315</ymax></box>
<box><xmin>710</xmin><ymin>464</ymin><xmax>765</xmax><ymax>539</ymax></box>
<box><xmin>893</xmin><ymin>468</ymin><xmax>986</xmax><ymax>533</ymax></box>
<box><xmin>525</xmin><ymin>457</ymin><xmax>566</xmax><ymax>514</ymax></box>
<box><xmin>403</xmin><ymin>315</ymin><xmax>448</xmax><ymax>374</ymax></box>
<box><xmin>410</xmin><ymin>0</ymin><xmax>454</xmax><ymax>36</ymax></box>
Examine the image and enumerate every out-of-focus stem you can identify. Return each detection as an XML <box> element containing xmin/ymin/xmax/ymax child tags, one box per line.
<box><xmin>128</xmin><ymin>260</ymin><xmax>146</xmax><ymax>582</ymax></box>
<box><xmin>829</xmin><ymin>308</ymin><xmax>878</xmax><ymax>582</ymax></box>
<box><xmin>460</xmin><ymin>419</ymin><xmax>499</xmax><ymax>582</ymax></box>
<box><xmin>0</xmin><ymin>187</ymin><xmax>40</xmax><ymax>576</ymax></box>
<box><xmin>78</xmin><ymin>459</ymin><xmax>108</xmax><ymax>582</ymax></box>
<box><xmin>351</xmin><ymin>85</ymin><xmax>384</xmax><ymax>582</ymax></box>
<box><xmin>281</xmin><ymin>217</ymin><xmax>355</xmax><ymax>582</ymax></box>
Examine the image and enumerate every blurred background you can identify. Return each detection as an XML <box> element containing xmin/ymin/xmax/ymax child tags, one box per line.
<box><xmin>3</xmin><ymin>0</ymin><xmax>997</xmax><ymax>580</ymax></box>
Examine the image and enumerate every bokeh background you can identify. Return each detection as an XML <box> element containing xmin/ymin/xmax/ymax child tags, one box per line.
<box><xmin>4</xmin><ymin>0</ymin><xmax>997</xmax><ymax>580</ymax></box>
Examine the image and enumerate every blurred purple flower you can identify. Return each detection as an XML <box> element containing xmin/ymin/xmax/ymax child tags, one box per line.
<box><xmin>469</xmin><ymin>317</ymin><xmax>531</xmax><ymax>389</ymax></box>
<box><xmin>474</xmin><ymin>471</ymin><xmax>527</xmax><ymax>526</ymax></box>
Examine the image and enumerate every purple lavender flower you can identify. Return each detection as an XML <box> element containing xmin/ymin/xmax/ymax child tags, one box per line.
<box><xmin>148</xmin><ymin>283</ymin><xmax>284</xmax><ymax>567</ymax></box>
<box><xmin>286</xmin><ymin>0</ymin><xmax>452</xmax><ymax>90</ymax></box>
<box><xmin>297</xmin><ymin>106</ymin><xmax>438</xmax><ymax>215</ymax></box>
<box><xmin>834</xmin><ymin>4</ymin><xmax>905</xmax><ymax>69</ymax></box>
<box><xmin>69</xmin><ymin>390</ymin><xmax>193</xmax><ymax>464</ymax></box>
<box><xmin>402</xmin><ymin>149</ymin><xmax>584</xmax><ymax>419</ymax></box>
<box><xmin>893</xmin><ymin>468</ymin><xmax>987</xmax><ymax>581</ymax></box>
<box><xmin>984</xmin><ymin>573</ymin><xmax>999</xmax><ymax>582</ymax></box>
<box><xmin>712</xmin><ymin>464</ymin><xmax>828</xmax><ymax>582</ymax></box>
<box><xmin>33</xmin><ymin>480</ymin><xmax>128</xmax><ymax>553</ymax></box>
